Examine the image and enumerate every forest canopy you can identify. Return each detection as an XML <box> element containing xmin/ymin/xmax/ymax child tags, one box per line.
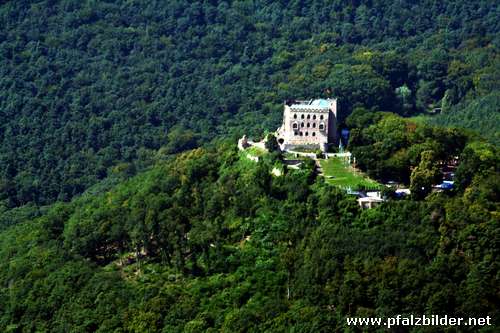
<box><xmin>0</xmin><ymin>133</ymin><xmax>498</xmax><ymax>331</ymax></box>
<box><xmin>0</xmin><ymin>1</ymin><xmax>499</xmax><ymax>331</ymax></box>
<box><xmin>0</xmin><ymin>0</ymin><xmax>499</xmax><ymax>206</ymax></box>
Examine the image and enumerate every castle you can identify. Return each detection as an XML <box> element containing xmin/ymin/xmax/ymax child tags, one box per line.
<box><xmin>276</xmin><ymin>98</ymin><xmax>337</xmax><ymax>152</ymax></box>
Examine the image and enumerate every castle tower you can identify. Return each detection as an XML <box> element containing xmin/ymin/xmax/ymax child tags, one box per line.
<box><xmin>276</xmin><ymin>98</ymin><xmax>337</xmax><ymax>152</ymax></box>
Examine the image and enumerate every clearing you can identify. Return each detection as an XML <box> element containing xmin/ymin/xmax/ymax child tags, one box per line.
<box><xmin>319</xmin><ymin>157</ymin><xmax>381</xmax><ymax>190</ymax></box>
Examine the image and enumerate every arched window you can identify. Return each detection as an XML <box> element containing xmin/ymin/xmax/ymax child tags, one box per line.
<box><xmin>307</xmin><ymin>123</ymin><xmax>310</xmax><ymax>128</ymax></box>
<box><xmin>307</xmin><ymin>114</ymin><xmax>310</xmax><ymax>119</ymax></box>
<box><xmin>292</xmin><ymin>123</ymin><xmax>298</xmax><ymax>129</ymax></box>
<box><xmin>313</xmin><ymin>115</ymin><xmax>316</xmax><ymax>120</ymax></box>
<box><xmin>305</xmin><ymin>132</ymin><xmax>309</xmax><ymax>136</ymax></box>
<box><xmin>299</xmin><ymin>131</ymin><xmax>303</xmax><ymax>136</ymax></box>
<box><xmin>301</xmin><ymin>114</ymin><xmax>305</xmax><ymax>119</ymax></box>
<box><xmin>320</xmin><ymin>115</ymin><xmax>324</xmax><ymax>120</ymax></box>
<box><xmin>293</xmin><ymin>114</ymin><xmax>297</xmax><ymax>119</ymax></box>
<box><xmin>319</xmin><ymin>123</ymin><xmax>324</xmax><ymax>130</ymax></box>
<box><xmin>301</xmin><ymin>122</ymin><xmax>304</xmax><ymax>127</ymax></box>
<box><xmin>312</xmin><ymin>123</ymin><xmax>316</xmax><ymax>128</ymax></box>
<box><xmin>312</xmin><ymin>132</ymin><xmax>316</xmax><ymax>136</ymax></box>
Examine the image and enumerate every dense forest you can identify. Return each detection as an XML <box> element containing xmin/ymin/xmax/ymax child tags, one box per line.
<box><xmin>0</xmin><ymin>116</ymin><xmax>498</xmax><ymax>331</ymax></box>
<box><xmin>0</xmin><ymin>0</ymin><xmax>499</xmax><ymax>206</ymax></box>
<box><xmin>0</xmin><ymin>0</ymin><xmax>499</xmax><ymax>332</ymax></box>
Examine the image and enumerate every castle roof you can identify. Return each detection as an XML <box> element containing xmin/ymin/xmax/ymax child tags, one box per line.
<box><xmin>310</xmin><ymin>99</ymin><xmax>330</xmax><ymax>107</ymax></box>
<box><xmin>289</xmin><ymin>98</ymin><xmax>334</xmax><ymax>111</ymax></box>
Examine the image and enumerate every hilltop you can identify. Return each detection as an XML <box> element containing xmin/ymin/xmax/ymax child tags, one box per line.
<box><xmin>0</xmin><ymin>111</ymin><xmax>498</xmax><ymax>331</ymax></box>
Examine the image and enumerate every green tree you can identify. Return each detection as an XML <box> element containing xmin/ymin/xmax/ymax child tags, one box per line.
<box><xmin>410</xmin><ymin>150</ymin><xmax>442</xmax><ymax>199</ymax></box>
<box><xmin>265</xmin><ymin>133</ymin><xmax>280</xmax><ymax>152</ymax></box>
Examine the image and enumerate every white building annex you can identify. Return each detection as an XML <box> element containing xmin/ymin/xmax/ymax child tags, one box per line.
<box><xmin>276</xmin><ymin>98</ymin><xmax>338</xmax><ymax>152</ymax></box>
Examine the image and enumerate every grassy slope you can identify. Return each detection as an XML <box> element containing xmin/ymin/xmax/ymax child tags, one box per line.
<box><xmin>320</xmin><ymin>157</ymin><xmax>381</xmax><ymax>190</ymax></box>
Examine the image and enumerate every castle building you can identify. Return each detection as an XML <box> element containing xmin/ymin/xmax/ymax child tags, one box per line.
<box><xmin>276</xmin><ymin>98</ymin><xmax>337</xmax><ymax>152</ymax></box>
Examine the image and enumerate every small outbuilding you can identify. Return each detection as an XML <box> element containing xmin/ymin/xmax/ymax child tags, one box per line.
<box><xmin>357</xmin><ymin>196</ymin><xmax>385</xmax><ymax>209</ymax></box>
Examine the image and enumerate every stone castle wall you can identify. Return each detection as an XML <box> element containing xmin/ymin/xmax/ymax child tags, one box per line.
<box><xmin>277</xmin><ymin>99</ymin><xmax>337</xmax><ymax>152</ymax></box>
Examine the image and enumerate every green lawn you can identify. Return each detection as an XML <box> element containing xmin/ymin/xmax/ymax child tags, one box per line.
<box><xmin>246</xmin><ymin>146</ymin><xmax>267</xmax><ymax>157</ymax></box>
<box><xmin>319</xmin><ymin>157</ymin><xmax>381</xmax><ymax>190</ymax></box>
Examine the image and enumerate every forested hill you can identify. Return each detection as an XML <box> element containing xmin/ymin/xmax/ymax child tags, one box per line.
<box><xmin>0</xmin><ymin>126</ymin><xmax>498</xmax><ymax>331</ymax></box>
<box><xmin>1</xmin><ymin>0</ymin><xmax>499</xmax><ymax>207</ymax></box>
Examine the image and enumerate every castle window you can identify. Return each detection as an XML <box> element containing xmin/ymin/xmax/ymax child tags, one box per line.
<box><xmin>319</xmin><ymin>123</ymin><xmax>324</xmax><ymax>130</ymax></box>
<box><xmin>301</xmin><ymin>114</ymin><xmax>305</xmax><ymax>119</ymax></box>
<box><xmin>312</xmin><ymin>132</ymin><xmax>316</xmax><ymax>136</ymax></box>
<box><xmin>292</xmin><ymin>123</ymin><xmax>298</xmax><ymax>129</ymax></box>
<box><xmin>299</xmin><ymin>131</ymin><xmax>303</xmax><ymax>136</ymax></box>
<box><xmin>312</xmin><ymin>123</ymin><xmax>316</xmax><ymax>128</ymax></box>
<box><xmin>307</xmin><ymin>114</ymin><xmax>310</xmax><ymax>119</ymax></box>
<box><xmin>313</xmin><ymin>115</ymin><xmax>316</xmax><ymax>120</ymax></box>
<box><xmin>305</xmin><ymin>132</ymin><xmax>308</xmax><ymax>136</ymax></box>
<box><xmin>294</xmin><ymin>131</ymin><xmax>299</xmax><ymax>136</ymax></box>
<box><xmin>307</xmin><ymin>123</ymin><xmax>310</xmax><ymax>128</ymax></box>
<box><xmin>320</xmin><ymin>115</ymin><xmax>324</xmax><ymax>120</ymax></box>
<box><xmin>301</xmin><ymin>122</ymin><xmax>304</xmax><ymax>128</ymax></box>
<box><xmin>293</xmin><ymin>114</ymin><xmax>297</xmax><ymax>119</ymax></box>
